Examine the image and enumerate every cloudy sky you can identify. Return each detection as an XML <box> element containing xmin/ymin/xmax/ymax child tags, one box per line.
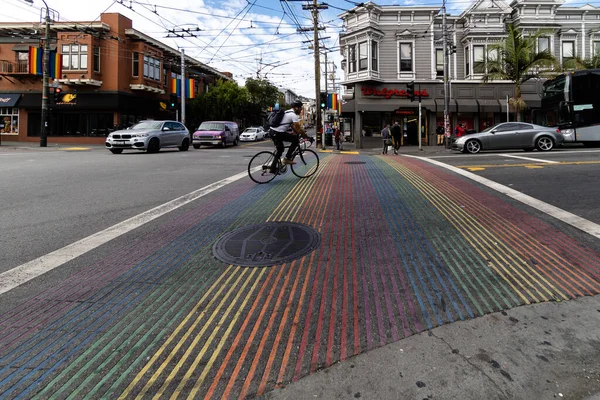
<box><xmin>4</xmin><ymin>0</ymin><xmax>591</xmax><ymax>99</ymax></box>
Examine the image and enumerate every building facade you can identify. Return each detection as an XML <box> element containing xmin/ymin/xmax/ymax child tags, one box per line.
<box><xmin>338</xmin><ymin>0</ymin><xmax>600</xmax><ymax>147</ymax></box>
<box><xmin>0</xmin><ymin>13</ymin><xmax>231</xmax><ymax>144</ymax></box>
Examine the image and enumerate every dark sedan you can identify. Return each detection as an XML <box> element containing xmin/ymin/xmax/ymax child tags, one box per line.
<box><xmin>452</xmin><ymin>122</ymin><xmax>564</xmax><ymax>154</ymax></box>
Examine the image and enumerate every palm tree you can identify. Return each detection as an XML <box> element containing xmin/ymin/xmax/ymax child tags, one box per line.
<box><xmin>482</xmin><ymin>24</ymin><xmax>556</xmax><ymax>121</ymax></box>
<box><xmin>562</xmin><ymin>51</ymin><xmax>600</xmax><ymax>71</ymax></box>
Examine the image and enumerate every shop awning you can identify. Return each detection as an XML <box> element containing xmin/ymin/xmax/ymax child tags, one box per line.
<box><xmin>11</xmin><ymin>44</ymin><xmax>57</xmax><ymax>51</ymax></box>
<box><xmin>521</xmin><ymin>93</ymin><xmax>541</xmax><ymax>109</ymax></box>
<box><xmin>456</xmin><ymin>99</ymin><xmax>478</xmax><ymax>113</ymax></box>
<box><xmin>477</xmin><ymin>99</ymin><xmax>500</xmax><ymax>113</ymax></box>
<box><xmin>340</xmin><ymin>99</ymin><xmax>355</xmax><ymax>114</ymax></box>
<box><xmin>0</xmin><ymin>93</ymin><xmax>21</xmax><ymax>107</ymax></box>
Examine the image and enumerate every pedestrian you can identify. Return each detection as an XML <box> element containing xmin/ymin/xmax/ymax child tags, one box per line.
<box><xmin>390</xmin><ymin>121</ymin><xmax>401</xmax><ymax>154</ymax></box>
<box><xmin>381</xmin><ymin>124</ymin><xmax>390</xmax><ymax>154</ymax></box>
<box><xmin>455</xmin><ymin>123</ymin><xmax>465</xmax><ymax>138</ymax></box>
<box><xmin>436</xmin><ymin>124</ymin><xmax>444</xmax><ymax>145</ymax></box>
<box><xmin>334</xmin><ymin>126</ymin><xmax>342</xmax><ymax>150</ymax></box>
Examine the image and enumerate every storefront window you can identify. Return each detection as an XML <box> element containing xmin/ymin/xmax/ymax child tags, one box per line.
<box><xmin>0</xmin><ymin>108</ymin><xmax>19</xmax><ymax>135</ymax></box>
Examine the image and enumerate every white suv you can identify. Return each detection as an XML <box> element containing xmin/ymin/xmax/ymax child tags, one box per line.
<box><xmin>105</xmin><ymin>121</ymin><xmax>190</xmax><ymax>154</ymax></box>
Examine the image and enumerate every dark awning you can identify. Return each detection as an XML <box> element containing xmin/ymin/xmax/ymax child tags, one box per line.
<box><xmin>522</xmin><ymin>93</ymin><xmax>541</xmax><ymax>109</ymax></box>
<box><xmin>0</xmin><ymin>93</ymin><xmax>21</xmax><ymax>107</ymax></box>
<box><xmin>456</xmin><ymin>99</ymin><xmax>478</xmax><ymax>113</ymax></box>
<box><xmin>12</xmin><ymin>44</ymin><xmax>57</xmax><ymax>51</ymax></box>
<box><xmin>477</xmin><ymin>99</ymin><xmax>500</xmax><ymax>113</ymax></box>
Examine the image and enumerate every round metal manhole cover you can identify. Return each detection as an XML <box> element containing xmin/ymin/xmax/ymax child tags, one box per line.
<box><xmin>213</xmin><ymin>222</ymin><xmax>321</xmax><ymax>267</ymax></box>
<box><xmin>344</xmin><ymin>161</ymin><xmax>366</xmax><ymax>164</ymax></box>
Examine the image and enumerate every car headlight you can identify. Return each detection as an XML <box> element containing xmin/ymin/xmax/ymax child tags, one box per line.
<box><xmin>455</xmin><ymin>137</ymin><xmax>467</xmax><ymax>144</ymax></box>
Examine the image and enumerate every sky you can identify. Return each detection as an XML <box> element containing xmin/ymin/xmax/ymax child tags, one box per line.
<box><xmin>2</xmin><ymin>0</ymin><xmax>597</xmax><ymax>99</ymax></box>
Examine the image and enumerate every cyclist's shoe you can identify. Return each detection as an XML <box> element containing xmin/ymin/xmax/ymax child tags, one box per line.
<box><xmin>283</xmin><ymin>158</ymin><xmax>296</xmax><ymax>165</ymax></box>
<box><xmin>309</xmin><ymin>137</ymin><xmax>315</xmax><ymax>144</ymax></box>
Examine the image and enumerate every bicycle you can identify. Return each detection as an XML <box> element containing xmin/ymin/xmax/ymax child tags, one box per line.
<box><xmin>248</xmin><ymin>136</ymin><xmax>320</xmax><ymax>184</ymax></box>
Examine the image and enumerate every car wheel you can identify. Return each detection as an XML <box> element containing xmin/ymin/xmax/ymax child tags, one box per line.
<box><xmin>178</xmin><ymin>138</ymin><xmax>190</xmax><ymax>151</ymax></box>
<box><xmin>109</xmin><ymin>148</ymin><xmax>123</xmax><ymax>154</ymax></box>
<box><xmin>147</xmin><ymin>138</ymin><xmax>160</xmax><ymax>153</ymax></box>
<box><xmin>193</xmin><ymin>144</ymin><xmax>201</xmax><ymax>149</ymax></box>
<box><xmin>463</xmin><ymin>139</ymin><xmax>482</xmax><ymax>154</ymax></box>
<box><xmin>535</xmin><ymin>136</ymin><xmax>554</xmax><ymax>151</ymax></box>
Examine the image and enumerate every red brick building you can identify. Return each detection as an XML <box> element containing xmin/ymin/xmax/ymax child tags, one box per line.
<box><xmin>0</xmin><ymin>13</ymin><xmax>231</xmax><ymax>144</ymax></box>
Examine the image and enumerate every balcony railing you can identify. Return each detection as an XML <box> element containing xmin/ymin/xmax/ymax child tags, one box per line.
<box><xmin>0</xmin><ymin>60</ymin><xmax>30</xmax><ymax>75</ymax></box>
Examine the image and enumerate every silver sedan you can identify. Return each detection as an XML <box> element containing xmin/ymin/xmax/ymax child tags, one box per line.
<box><xmin>453</xmin><ymin>122</ymin><xmax>565</xmax><ymax>154</ymax></box>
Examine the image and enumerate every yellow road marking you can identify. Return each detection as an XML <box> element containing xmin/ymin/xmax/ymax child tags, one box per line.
<box><xmin>63</xmin><ymin>147</ymin><xmax>91</xmax><ymax>151</ymax></box>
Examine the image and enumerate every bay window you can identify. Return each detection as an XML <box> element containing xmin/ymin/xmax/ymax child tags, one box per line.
<box><xmin>348</xmin><ymin>45</ymin><xmax>357</xmax><ymax>73</ymax></box>
<box><xmin>359</xmin><ymin>41</ymin><xmax>368</xmax><ymax>70</ymax></box>
<box><xmin>371</xmin><ymin>40</ymin><xmax>378</xmax><ymax>72</ymax></box>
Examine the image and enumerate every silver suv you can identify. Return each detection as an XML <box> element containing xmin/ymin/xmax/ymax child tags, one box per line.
<box><xmin>105</xmin><ymin>120</ymin><xmax>190</xmax><ymax>154</ymax></box>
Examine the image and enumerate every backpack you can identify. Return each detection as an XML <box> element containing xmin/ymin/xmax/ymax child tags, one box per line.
<box><xmin>264</xmin><ymin>109</ymin><xmax>286</xmax><ymax>131</ymax></box>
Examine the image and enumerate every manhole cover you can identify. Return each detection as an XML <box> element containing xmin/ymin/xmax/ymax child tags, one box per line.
<box><xmin>213</xmin><ymin>222</ymin><xmax>321</xmax><ymax>267</ymax></box>
<box><xmin>344</xmin><ymin>161</ymin><xmax>366</xmax><ymax>164</ymax></box>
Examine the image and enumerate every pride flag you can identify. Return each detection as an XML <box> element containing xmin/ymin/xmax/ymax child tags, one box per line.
<box><xmin>327</xmin><ymin>93</ymin><xmax>338</xmax><ymax>111</ymax></box>
<box><xmin>28</xmin><ymin>47</ymin><xmax>63</xmax><ymax>79</ymax></box>
<box><xmin>28</xmin><ymin>47</ymin><xmax>43</xmax><ymax>76</ymax></box>
<box><xmin>172</xmin><ymin>78</ymin><xmax>195</xmax><ymax>98</ymax></box>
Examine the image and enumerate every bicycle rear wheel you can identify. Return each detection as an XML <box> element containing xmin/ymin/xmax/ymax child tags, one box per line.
<box><xmin>248</xmin><ymin>151</ymin><xmax>279</xmax><ymax>184</ymax></box>
<box><xmin>291</xmin><ymin>149</ymin><xmax>319</xmax><ymax>178</ymax></box>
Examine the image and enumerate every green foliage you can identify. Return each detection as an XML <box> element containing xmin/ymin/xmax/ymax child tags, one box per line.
<box><xmin>187</xmin><ymin>78</ymin><xmax>280</xmax><ymax>129</ymax></box>
<box><xmin>482</xmin><ymin>24</ymin><xmax>556</xmax><ymax>120</ymax></box>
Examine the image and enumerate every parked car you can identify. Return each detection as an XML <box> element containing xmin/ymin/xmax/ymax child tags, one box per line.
<box><xmin>192</xmin><ymin>121</ymin><xmax>239</xmax><ymax>148</ymax></box>
<box><xmin>105</xmin><ymin>120</ymin><xmax>190</xmax><ymax>154</ymax></box>
<box><xmin>452</xmin><ymin>122</ymin><xmax>564</xmax><ymax>154</ymax></box>
<box><xmin>240</xmin><ymin>127</ymin><xmax>265</xmax><ymax>141</ymax></box>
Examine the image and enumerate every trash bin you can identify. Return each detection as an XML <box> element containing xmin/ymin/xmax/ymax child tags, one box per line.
<box><xmin>325</xmin><ymin>132</ymin><xmax>333</xmax><ymax>146</ymax></box>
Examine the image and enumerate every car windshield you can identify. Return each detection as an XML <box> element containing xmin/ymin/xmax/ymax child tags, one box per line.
<box><xmin>198</xmin><ymin>123</ymin><xmax>225</xmax><ymax>131</ymax></box>
<box><xmin>244</xmin><ymin>129</ymin><xmax>257</xmax><ymax>133</ymax></box>
<box><xmin>131</xmin><ymin>121</ymin><xmax>163</xmax><ymax>130</ymax></box>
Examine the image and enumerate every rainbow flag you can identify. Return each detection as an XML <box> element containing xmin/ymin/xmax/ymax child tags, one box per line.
<box><xmin>171</xmin><ymin>78</ymin><xmax>180</xmax><ymax>96</ymax></box>
<box><xmin>172</xmin><ymin>78</ymin><xmax>195</xmax><ymax>98</ymax></box>
<box><xmin>49</xmin><ymin>51</ymin><xmax>62</xmax><ymax>79</ymax></box>
<box><xmin>328</xmin><ymin>93</ymin><xmax>338</xmax><ymax>111</ymax></box>
<box><xmin>29</xmin><ymin>46</ymin><xmax>43</xmax><ymax>76</ymax></box>
<box><xmin>28</xmin><ymin>47</ymin><xmax>63</xmax><ymax>79</ymax></box>
<box><xmin>185</xmin><ymin>79</ymin><xmax>195</xmax><ymax>98</ymax></box>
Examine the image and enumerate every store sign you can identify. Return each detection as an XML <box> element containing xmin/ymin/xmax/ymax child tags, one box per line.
<box><xmin>361</xmin><ymin>86</ymin><xmax>429</xmax><ymax>99</ymax></box>
<box><xmin>394</xmin><ymin>108</ymin><xmax>416</xmax><ymax>115</ymax></box>
<box><xmin>56</xmin><ymin>93</ymin><xmax>78</xmax><ymax>106</ymax></box>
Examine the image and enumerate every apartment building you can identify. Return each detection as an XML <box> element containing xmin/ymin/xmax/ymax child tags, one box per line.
<box><xmin>0</xmin><ymin>13</ymin><xmax>231</xmax><ymax>144</ymax></box>
<box><xmin>338</xmin><ymin>0</ymin><xmax>600</xmax><ymax>147</ymax></box>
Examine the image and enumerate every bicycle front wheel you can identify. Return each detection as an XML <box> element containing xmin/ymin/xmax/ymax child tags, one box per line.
<box><xmin>291</xmin><ymin>149</ymin><xmax>319</xmax><ymax>178</ymax></box>
<box><xmin>248</xmin><ymin>151</ymin><xmax>279</xmax><ymax>184</ymax></box>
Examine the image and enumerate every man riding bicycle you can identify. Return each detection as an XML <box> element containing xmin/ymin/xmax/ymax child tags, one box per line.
<box><xmin>269</xmin><ymin>100</ymin><xmax>312</xmax><ymax>173</ymax></box>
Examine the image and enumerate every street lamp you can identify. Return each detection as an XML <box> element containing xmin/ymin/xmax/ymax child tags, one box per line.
<box><xmin>24</xmin><ymin>0</ymin><xmax>51</xmax><ymax>147</ymax></box>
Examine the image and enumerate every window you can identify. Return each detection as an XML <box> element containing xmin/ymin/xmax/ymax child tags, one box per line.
<box><xmin>538</xmin><ymin>37</ymin><xmax>550</xmax><ymax>53</ymax></box>
<box><xmin>465</xmin><ymin>47</ymin><xmax>470</xmax><ymax>76</ymax></box>
<box><xmin>562</xmin><ymin>41</ymin><xmax>574</xmax><ymax>63</ymax></box>
<box><xmin>358</xmin><ymin>42</ymin><xmax>368</xmax><ymax>70</ymax></box>
<box><xmin>348</xmin><ymin>45</ymin><xmax>356</xmax><ymax>73</ymax></box>
<box><xmin>93</xmin><ymin>46</ymin><xmax>100</xmax><ymax>73</ymax></box>
<box><xmin>132</xmin><ymin>52</ymin><xmax>139</xmax><ymax>77</ymax></box>
<box><xmin>399</xmin><ymin>43</ymin><xmax>412</xmax><ymax>72</ymax></box>
<box><xmin>473</xmin><ymin>45</ymin><xmax>485</xmax><ymax>74</ymax></box>
<box><xmin>594</xmin><ymin>41</ymin><xmax>600</xmax><ymax>56</ymax></box>
<box><xmin>61</xmin><ymin>44</ymin><xmax>88</xmax><ymax>70</ymax></box>
<box><xmin>371</xmin><ymin>40</ymin><xmax>378</xmax><ymax>72</ymax></box>
<box><xmin>0</xmin><ymin>107</ymin><xmax>19</xmax><ymax>135</ymax></box>
<box><xmin>143</xmin><ymin>55</ymin><xmax>161</xmax><ymax>81</ymax></box>
<box><xmin>436</xmin><ymin>49</ymin><xmax>443</xmax><ymax>77</ymax></box>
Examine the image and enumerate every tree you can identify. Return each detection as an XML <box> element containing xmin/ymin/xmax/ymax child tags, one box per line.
<box><xmin>188</xmin><ymin>79</ymin><xmax>248</xmax><ymax>127</ymax></box>
<box><xmin>563</xmin><ymin>51</ymin><xmax>600</xmax><ymax>71</ymax></box>
<box><xmin>482</xmin><ymin>24</ymin><xmax>556</xmax><ymax>121</ymax></box>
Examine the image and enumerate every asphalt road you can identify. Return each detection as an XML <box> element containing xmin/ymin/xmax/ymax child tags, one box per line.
<box><xmin>0</xmin><ymin>141</ymin><xmax>599</xmax><ymax>399</ymax></box>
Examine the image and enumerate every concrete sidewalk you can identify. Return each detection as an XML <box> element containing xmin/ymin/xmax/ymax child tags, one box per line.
<box><xmin>264</xmin><ymin>295</ymin><xmax>600</xmax><ymax>400</ymax></box>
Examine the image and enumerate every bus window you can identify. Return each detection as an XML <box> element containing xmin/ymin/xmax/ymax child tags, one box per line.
<box><xmin>558</xmin><ymin>101</ymin><xmax>573</xmax><ymax>125</ymax></box>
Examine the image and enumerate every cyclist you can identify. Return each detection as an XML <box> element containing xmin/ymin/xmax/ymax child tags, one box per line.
<box><xmin>269</xmin><ymin>100</ymin><xmax>312</xmax><ymax>173</ymax></box>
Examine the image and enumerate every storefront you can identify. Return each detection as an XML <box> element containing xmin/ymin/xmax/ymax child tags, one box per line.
<box><xmin>15</xmin><ymin>92</ymin><xmax>174</xmax><ymax>143</ymax></box>
<box><xmin>0</xmin><ymin>94</ymin><xmax>21</xmax><ymax>137</ymax></box>
<box><xmin>345</xmin><ymin>82</ymin><xmax>525</xmax><ymax>148</ymax></box>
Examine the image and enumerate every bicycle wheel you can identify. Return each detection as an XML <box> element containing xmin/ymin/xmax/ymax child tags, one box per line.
<box><xmin>248</xmin><ymin>151</ymin><xmax>279</xmax><ymax>184</ymax></box>
<box><xmin>291</xmin><ymin>149</ymin><xmax>319</xmax><ymax>178</ymax></box>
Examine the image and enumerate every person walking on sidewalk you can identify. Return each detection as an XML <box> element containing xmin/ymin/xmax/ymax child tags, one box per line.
<box><xmin>390</xmin><ymin>121</ymin><xmax>401</xmax><ymax>155</ymax></box>
<box><xmin>334</xmin><ymin>126</ymin><xmax>342</xmax><ymax>150</ymax></box>
<box><xmin>381</xmin><ymin>124</ymin><xmax>390</xmax><ymax>154</ymax></box>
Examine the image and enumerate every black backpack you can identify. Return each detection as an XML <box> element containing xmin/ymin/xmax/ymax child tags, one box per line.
<box><xmin>264</xmin><ymin>109</ymin><xmax>286</xmax><ymax>131</ymax></box>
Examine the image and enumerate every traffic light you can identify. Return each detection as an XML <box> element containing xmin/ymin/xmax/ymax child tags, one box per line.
<box><xmin>319</xmin><ymin>92</ymin><xmax>326</xmax><ymax>110</ymax></box>
<box><xmin>169</xmin><ymin>94</ymin><xmax>177</xmax><ymax>110</ymax></box>
<box><xmin>449</xmin><ymin>44</ymin><xmax>457</xmax><ymax>54</ymax></box>
<box><xmin>50</xmin><ymin>87</ymin><xmax>63</xmax><ymax>105</ymax></box>
<box><xmin>406</xmin><ymin>81</ymin><xmax>415</xmax><ymax>102</ymax></box>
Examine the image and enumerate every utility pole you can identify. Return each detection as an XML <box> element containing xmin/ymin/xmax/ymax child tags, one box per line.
<box><xmin>442</xmin><ymin>0</ymin><xmax>451</xmax><ymax>149</ymax></box>
<box><xmin>180</xmin><ymin>48</ymin><xmax>185</xmax><ymax>126</ymax></box>
<box><xmin>323</xmin><ymin>50</ymin><xmax>328</xmax><ymax>149</ymax></box>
